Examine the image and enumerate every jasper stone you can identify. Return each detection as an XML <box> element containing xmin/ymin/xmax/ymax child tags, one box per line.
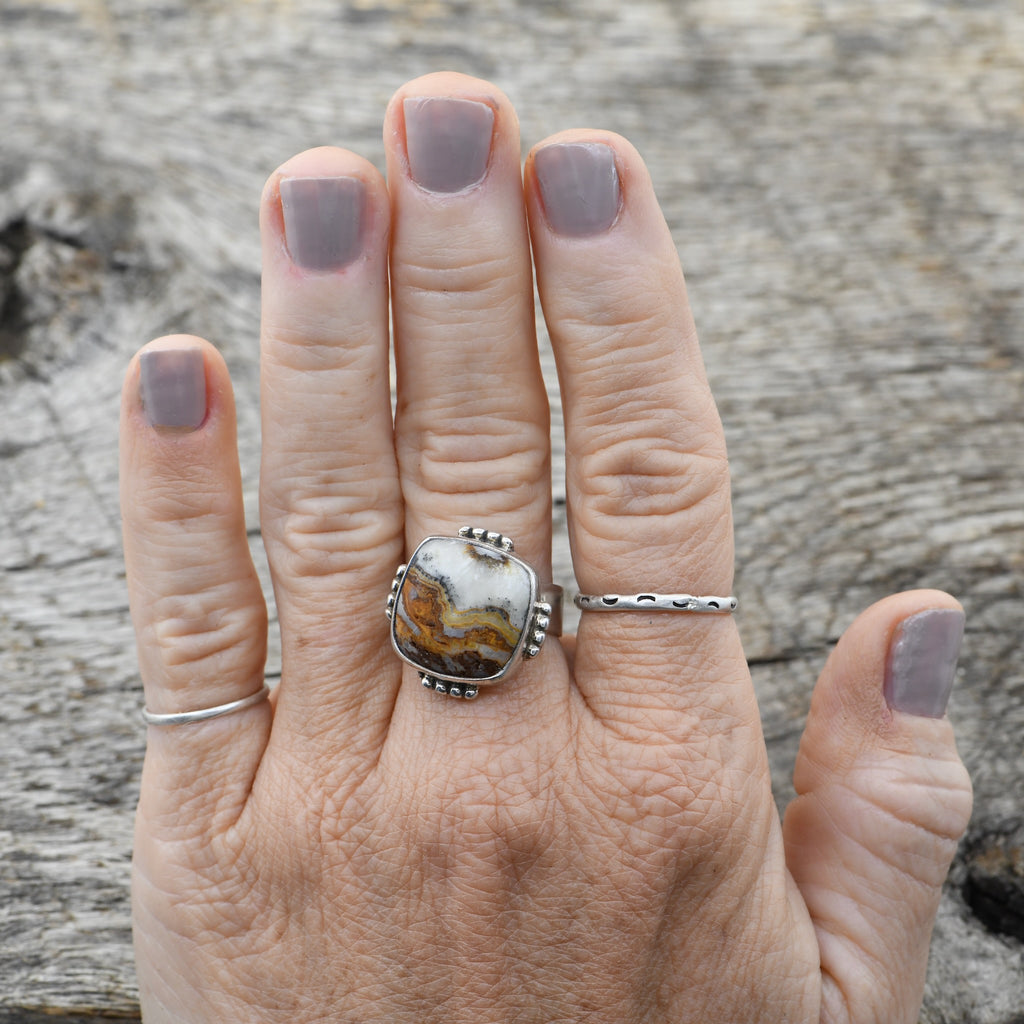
<box><xmin>392</xmin><ymin>537</ymin><xmax>535</xmax><ymax>682</ymax></box>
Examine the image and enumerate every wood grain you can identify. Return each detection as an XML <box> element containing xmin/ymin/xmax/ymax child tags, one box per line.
<box><xmin>1</xmin><ymin>1</ymin><xmax>1022</xmax><ymax>1020</ymax></box>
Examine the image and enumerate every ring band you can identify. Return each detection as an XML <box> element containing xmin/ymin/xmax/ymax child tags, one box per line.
<box><xmin>141</xmin><ymin>684</ymin><xmax>271</xmax><ymax>726</ymax></box>
<box><xmin>574</xmin><ymin>593</ymin><xmax>737</xmax><ymax>613</ymax></box>
<box><xmin>386</xmin><ymin>527</ymin><xmax>562</xmax><ymax>699</ymax></box>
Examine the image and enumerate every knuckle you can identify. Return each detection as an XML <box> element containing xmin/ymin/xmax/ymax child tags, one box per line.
<box><xmin>855</xmin><ymin>757</ymin><xmax>974</xmax><ymax>853</ymax></box>
<box><xmin>569</xmin><ymin>430</ymin><xmax>733</xmax><ymax>584</ymax></box>
<box><xmin>403</xmin><ymin>420</ymin><xmax>550</xmax><ymax>510</ymax></box>
<box><xmin>139</xmin><ymin>474</ymin><xmax>236</xmax><ymax>528</ymax></box>
<box><xmin>263</xmin><ymin>319</ymin><xmax>381</xmax><ymax>373</ymax></box>
<box><xmin>558</xmin><ymin>300</ymin><xmax>676</xmax><ymax>345</ymax></box>
<box><xmin>573</xmin><ymin>432</ymin><xmax>730</xmax><ymax>529</ymax></box>
<box><xmin>398</xmin><ymin>250</ymin><xmax>517</xmax><ymax>309</ymax></box>
<box><xmin>270</xmin><ymin>488</ymin><xmax>403</xmax><ymax>580</ymax></box>
<box><xmin>551</xmin><ymin>269</ymin><xmax>697</xmax><ymax>351</ymax></box>
<box><xmin>147</xmin><ymin>584</ymin><xmax>267</xmax><ymax>677</ymax></box>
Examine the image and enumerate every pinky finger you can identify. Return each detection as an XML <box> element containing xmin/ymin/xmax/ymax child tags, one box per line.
<box><xmin>120</xmin><ymin>335</ymin><xmax>270</xmax><ymax>835</ymax></box>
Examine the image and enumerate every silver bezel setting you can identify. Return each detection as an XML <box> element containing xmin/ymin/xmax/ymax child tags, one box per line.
<box><xmin>386</xmin><ymin>527</ymin><xmax>556</xmax><ymax>699</ymax></box>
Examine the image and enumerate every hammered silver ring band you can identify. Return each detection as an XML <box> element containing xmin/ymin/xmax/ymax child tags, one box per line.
<box><xmin>142</xmin><ymin>684</ymin><xmax>271</xmax><ymax>726</ymax></box>
<box><xmin>574</xmin><ymin>593</ymin><xmax>737</xmax><ymax>613</ymax></box>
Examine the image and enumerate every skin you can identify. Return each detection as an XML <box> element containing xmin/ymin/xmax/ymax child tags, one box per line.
<box><xmin>120</xmin><ymin>73</ymin><xmax>972</xmax><ymax>1023</ymax></box>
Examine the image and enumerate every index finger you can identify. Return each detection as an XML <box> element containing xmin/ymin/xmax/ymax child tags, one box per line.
<box><xmin>526</xmin><ymin>132</ymin><xmax>748</xmax><ymax>719</ymax></box>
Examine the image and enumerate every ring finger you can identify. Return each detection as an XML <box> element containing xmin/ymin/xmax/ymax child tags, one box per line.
<box><xmin>258</xmin><ymin>146</ymin><xmax>403</xmax><ymax>749</ymax></box>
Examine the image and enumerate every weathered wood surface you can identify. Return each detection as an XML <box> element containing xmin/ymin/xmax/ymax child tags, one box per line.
<box><xmin>1</xmin><ymin>0</ymin><xmax>1023</xmax><ymax>1020</ymax></box>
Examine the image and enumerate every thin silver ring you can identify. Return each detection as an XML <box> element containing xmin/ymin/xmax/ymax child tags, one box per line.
<box><xmin>142</xmin><ymin>684</ymin><xmax>271</xmax><ymax>726</ymax></box>
<box><xmin>574</xmin><ymin>593</ymin><xmax>737</xmax><ymax>613</ymax></box>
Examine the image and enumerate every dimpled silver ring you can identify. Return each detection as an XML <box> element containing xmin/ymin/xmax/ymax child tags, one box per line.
<box><xmin>574</xmin><ymin>593</ymin><xmax>737</xmax><ymax>613</ymax></box>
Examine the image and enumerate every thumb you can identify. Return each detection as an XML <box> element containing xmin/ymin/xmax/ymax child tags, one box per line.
<box><xmin>784</xmin><ymin>591</ymin><xmax>973</xmax><ymax>1024</ymax></box>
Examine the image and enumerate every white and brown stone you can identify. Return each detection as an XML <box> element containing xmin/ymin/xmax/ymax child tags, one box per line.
<box><xmin>392</xmin><ymin>537</ymin><xmax>535</xmax><ymax>682</ymax></box>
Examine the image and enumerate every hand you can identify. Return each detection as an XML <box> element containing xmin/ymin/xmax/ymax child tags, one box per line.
<box><xmin>120</xmin><ymin>72</ymin><xmax>971</xmax><ymax>1024</ymax></box>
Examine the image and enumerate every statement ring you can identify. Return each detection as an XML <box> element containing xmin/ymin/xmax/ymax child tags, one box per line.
<box><xmin>386</xmin><ymin>527</ymin><xmax>562</xmax><ymax>699</ymax></box>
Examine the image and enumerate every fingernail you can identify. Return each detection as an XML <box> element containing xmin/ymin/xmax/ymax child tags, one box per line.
<box><xmin>534</xmin><ymin>142</ymin><xmax>620</xmax><ymax>237</ymax></box>
<box><xmin>403</xmin><ymin>97</ymin><xmax>494</xmax><ymax>193</ymax></box>
<box><xmin>280</xmin><ymin>176</ymin><xmax>366</xmax><ymax>270</ymax></box>
<box><xmin>885</xmin><ymin>608</ymin><xmax>965</xmax><ymax>718</ymax></box>
<box><xmin>139</xmin><ymin>347</ymin><xmax>206</xmax><ymax>430</ymax></box>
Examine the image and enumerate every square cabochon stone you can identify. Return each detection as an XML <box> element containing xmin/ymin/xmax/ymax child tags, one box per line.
<box><xmin>392</xmin><ymin>536</ymin><xmax>535</xmax><ymax>682</ymax></box>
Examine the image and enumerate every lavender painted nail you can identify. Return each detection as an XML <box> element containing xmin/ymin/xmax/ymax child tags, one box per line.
<box><xmin>534</xmin><ymin>142</ymin><xmax>621</xmax><ymax>237</ymax></box>
<box><xmin>885</xmin><ymin>608</ymin><xmax>965</xmax><ymax>718</ymax></box>
<box><xmin>403</xmin><ymin>97</ymin><xmax>494</xmax><ymax>193</ymax></box>
<box><xmin>139</xmin><ymin>347</ymin><xmax>206</xmax><ymax>430</ymax></box>
<box><xmin>280</xmin><ymin>176</ymin><xmax>366</xmax><ymax>271</ymax></box>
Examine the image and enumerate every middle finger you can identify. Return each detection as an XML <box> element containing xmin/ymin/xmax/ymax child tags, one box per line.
<box><xmin>385</xmin><ymin>74</ymin><xmax>558</xmax><ymax>714</ymax></box>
